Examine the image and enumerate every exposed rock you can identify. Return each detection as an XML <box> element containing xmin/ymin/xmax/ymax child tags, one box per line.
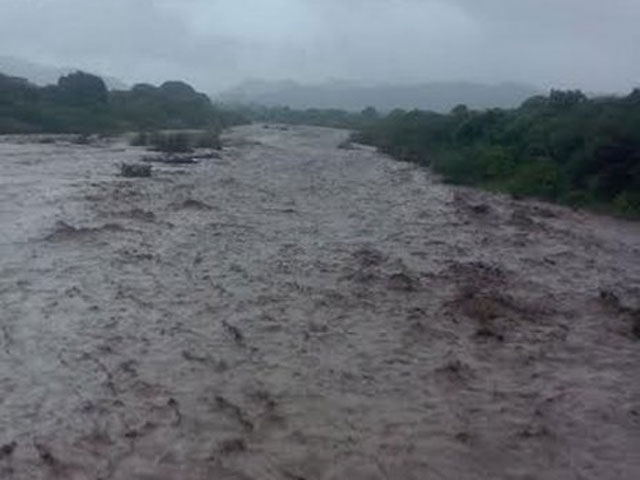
<box><xmin>0</xmin><ymin>442</ymin><xmax>16</xmax><ymax>459</ymax></box>
<box><xmin>387</xmin><ymin>272</ymin><xmax>419</xmax><ymax>292</ymax></box>
<box><xmin>121</xmin><ymin>163</ymin><xmax>152</xmax><ymax>178</ymax></box>
<box><xmin>470</xmin><ymin>203</ymin><xmax>491</xmax><ymax>214</ymax></box>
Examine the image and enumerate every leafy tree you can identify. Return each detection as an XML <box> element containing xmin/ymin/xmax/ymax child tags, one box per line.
<box><xmin>352</xmin><ymin>89</ymin><xmax>640</xmax><ymax>216</ymax></box>
<box><xmin>57</xmin><ymin>71</ymin><xmax>108</xmax><ymax>106</ymax></box>
<box><xmin>0</xmin><ymin>70</ymin><xmax>248</xmax><ymax>134</ymax></box>
<box><xmin>361</xmin><ymin>106</ymin><xmax>379</xmax><ymax>119</ymax></box>
<box><xmin>509</xmin><ymin>157</ymin><xmax>563</xmax><ymax>199</ymax></box>
<box><xmin>549</xmin><ymin>89</ymin><xmax>587</xmax><ymax>108</ymax></box>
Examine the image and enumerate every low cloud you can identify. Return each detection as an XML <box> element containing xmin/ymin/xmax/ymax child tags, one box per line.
<box><xmin>0</xmin><ymin>0</ymin><xmax>638</xmax><ymax>93</ymax></box>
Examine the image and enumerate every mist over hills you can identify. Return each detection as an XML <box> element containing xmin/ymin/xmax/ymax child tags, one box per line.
<box><xmin>218</xmin><ymin>79</ymin><xmax>542</xmax><ymax>112</ymax></box>
<box><xmin>0</xmin><ymin>55</ymin><xmax>127</xmax><ymax>90</ymax></box>
<box><xmin>0</xmin><ymin>55</ymin><xmax>544</xmax><ymax>112</ymax></box>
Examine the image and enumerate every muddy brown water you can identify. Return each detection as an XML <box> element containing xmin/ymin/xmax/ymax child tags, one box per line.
<box><xmin>0</xmin><ymin>125</ymin><xmax>639</xmax><ymax>479</ymax></box>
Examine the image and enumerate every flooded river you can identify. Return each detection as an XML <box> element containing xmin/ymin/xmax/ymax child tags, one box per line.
<box><xmin>0</xmin><ymin>125</ymin><xmax>639</xmax><ymax>479</ymax></box>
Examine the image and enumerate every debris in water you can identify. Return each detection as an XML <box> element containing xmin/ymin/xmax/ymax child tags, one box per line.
<box><xmin>633</xmin><ymin>312</ymin><xmax>640</xmax><ymax>340</ymax></box>
<box><xmin>599</xmin><ymin>289</ymin><xmax>621</xmax><ymax>308</ymax></box>
<box><xmin>387</xmin><ymin>272</ymin><xmax>418</xmax><ymax>292</ymax></box>
<box><xmin>179</xmin><ymin>199</ymin><xmax>213</xmax><ymax>210</ymax></box>
<box><xmin>121</xmin><ymin>163</ymin><xmax>152</xmax><ymax>177</ymax></box>
<box><xmin>218</xmin><ymin>438</ymin><xmax>247</xmax><ymax>455</ymax></box>
<box><xmin>168</xmin><ymin>397</ymin><xmax>182</xmax><ymax>426</ymax></box>
<box><xmin>222</xmin><ymin>320</ymin><xmax>244</xmax><ymax>345</ymax></box>
<box><xmin>33</xmin><ymin>442</ymin><xmax>55</xmax><ymax>465</ymax></box>
<box><xmin>214</xmin><ymin>396</ymin><xmax>254</xmax><ymax>432</ymax></box>
<box><xmin>142</xmin><ymin>154</ymin><xmax>197</xmax><ymax>165</ymax></box>
<box><xmin>45</xmin><ymin>221</ymin><xmax>125</xmax><ymax>242</ymax></box>
<box><xmin>470</xmin><ymin>203</ymin><xmax>491</xmax><ymax>214</ymax></box>
<box><xmin>0</xmin><ymin>442</ymin><xmax>16</xmax><ymax>459</ymax></box>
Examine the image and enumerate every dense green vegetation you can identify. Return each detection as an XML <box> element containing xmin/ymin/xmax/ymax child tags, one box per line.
<box><xmin>0</xmin><ymin>71</ymin><xmax>246</xmax><ymax>133</ymax></box>
<box><xmin>353</xmin><ymin>90</ymin><xmax>640</xmax><ymax>216</ymax></box>
<box><xmin>2</xmin><ymin>70</ymin><xmax>638</xmax><ymax>216</ymax></box>
<box><xmin>245</xmin><ymin>91</ymin><xmax>640</xmax><ymax>216</ymax></box>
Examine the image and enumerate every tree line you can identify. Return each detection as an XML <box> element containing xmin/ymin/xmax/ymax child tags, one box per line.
<box><xmin>0</xmin><ymin>70</ymin><xmax>246</xmax><ymax>133</ymax></box>
<box><xmin>352</xmin><ymin>90</ymin><xmax>640</xmax><ymax>216</ymax></box>
<box><xmin>243</xmin><ymin>91</ymin><xmax>640</xmax><ymax>216</ymax></box>
<box><xmin>1</xmin><ymin>71</ymin><xmax>638</xmax><ymax>216</ymax></box>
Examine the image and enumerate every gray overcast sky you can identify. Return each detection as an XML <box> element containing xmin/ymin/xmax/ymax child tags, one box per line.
<box><xmin>1</xmin><ymin>0</ymin><xmax>639</xmax><ymax>93</ymax></box>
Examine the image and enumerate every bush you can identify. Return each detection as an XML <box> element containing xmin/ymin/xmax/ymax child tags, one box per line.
<box><xmin>433</xmin><ymin>150</ymin><xmax>487</xmax><ymax>184</ymax></box>
<box><xmin>352</xmin><ymin>89</ymin><xmax>640</xmax><ymax>217</ymax></box>
<box><xmin>565</xmin><ymin>190</ymin><xmax>591</xmax><ymax>208</ymax></box>
<box><xmin>121</xmin><ymin>163</ymin><xmax>152</xmax><ymax>177</ymax></box>
<box><xmin>195</xmin><ymin>130</ymin><xmax>222</xmax><ymax>150</ymax></box>
<box><xmin>508</xmin><ymin>158</ymin><xmax>563</xmax><ymax>200</ymax></box>
<box><xmin>432</xmin><ymin>146</ymin><xmax>515</xmax><ymax>185</ymax></box>
<box><xmin>613</xmin><ymin>191</ymin><xmax>640</xmax><ymax>216</ymax></box>
<box><xmin>150</xmin><ymin>132</ymin><xmax>192</xmax><ymax>153</ymax></box>
<box><xmin>57</xmin><ymin>71</ymin><xmax>108</xmax><ymax>106</ymax></box>
<box><xmin>130</xmin><ymin>132</ymin><xmax>150</xmax><ymax>146</ymax></box>
<box><xmin>0</xmin><ymin>71</ymin><xmax>243</xmax><ymax>134</ymax></box>
<box><xmin>483</xmin><ymin>146</ymin><xmax>517</xmax><ymax>180</ymax></box>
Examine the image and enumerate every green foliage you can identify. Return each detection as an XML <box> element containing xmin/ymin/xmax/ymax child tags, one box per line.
<box><xmin>0</xmin><ymin>71</ymin><xmax>249</xmax><ymax>134</ymax></box>
<box><xmin>508</xmin><ymin>158</ymin><xmax>564</xmax><ymax>200</ymax></box>
<box><xmin>57</xmin><ymin>71</ymin><xmax>108</xmax><ymax>106</ymax></box>
<box><xmin>548</xmin><ymin>89</ymin><xmax>587</xmax><ymax>108</ymax></box>
<box><xmin>354</xmin><ymin>89</ymin><xmax>640</xmax><ymax>216</ymax></box>
<box><xmin>195</xmin><ymin>130</ymin><xmax>222</xmax><ymax>150</ymax></box>
<box><xmin>432</xmin><ymin>150</ymin><xmax>486</xmax><ymax>184</ymax></box>
<box><xmin>361</xmin><ymin>106</ymin><xmax>379</xmax><ymax>119</ymax></box>
<box><xmin>613</xmin><ymin>191</ymin><xmax>640</xmax><ymax>216</ymax></box>
<box><xmin>130</xmin><ymin>131</ymin><xmax>150</xmax><ymax>146</ymax></box>
<box><xmin>149</xmin><ymin>132</ymin><xmax>192</xmax><ymax>153</ymax></box>
<box><xmin>434</xmin><ymin>145</ymin><xmax>517</xmax><ymax>185</ymax></box>
<box><xmin>234</xmin><ymin>89</ymin><xmax>639</xmax><ymax>216</ymax></box>
<box><xmin>484</xmin><ymin>146</ymin><xmax>517</xmax><ymax>179</ymax></box>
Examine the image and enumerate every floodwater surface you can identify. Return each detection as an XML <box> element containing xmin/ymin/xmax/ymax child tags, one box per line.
<box><xmin>0</xmin><ymin>125</ymin><xmax>639</xmax><ymax>479</ymax></box>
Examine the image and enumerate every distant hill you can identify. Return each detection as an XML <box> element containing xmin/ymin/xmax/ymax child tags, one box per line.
<box><xmin>0</xmin><ymin>55</ymin><xmax>128</xmax><ymax>90</ymax></box>
<box><xmin>219</xmin><ymin>79</ymin><xmax>541</xmax><ymax>112</ymax></box>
